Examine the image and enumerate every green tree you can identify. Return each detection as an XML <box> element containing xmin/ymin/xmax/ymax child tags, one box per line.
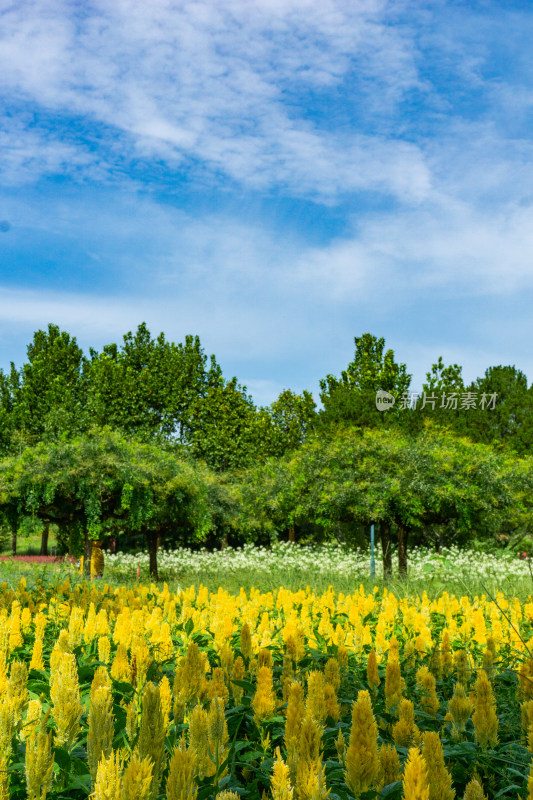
<box><xmin>4</xmin><ymin>324</ymin><xmax>88</xmax><ymax>446</ymax></box>
<box><xmin>0</xmin><ymin>429</ymin><xmax>211</xmax><ymax>578</ymax></box>
<box><xmin>464</xmin><ymin>365</ymin><xmax>533</xmax><ymax>454</ymax></box>
<box><xmin>423</xmin><ymin>356</ymin><xmax>464</xmax><ymax>396</ymax></box>
<box><xmin>87</xmin><ymin>323</ymin><xmax>222</xmax><ymax>442</ymax></box>
<box><xmin>249</xmin><ymin>425</ymin><xmax>527</xmax><ymax>578</ymax></box>
<box><xmin>319</xmin><ymin>333</ymin><xmax>411</xmax><ymax>428</ymax></box>
<box><xmin>185</xmin><ymin>377</ymin><xmax>259</xmax><ymax>471</ymax></box>
<box><xmin>267</xmin><ymin>388</ymin><xmax>317</xmax><ymax>455</ymax></box>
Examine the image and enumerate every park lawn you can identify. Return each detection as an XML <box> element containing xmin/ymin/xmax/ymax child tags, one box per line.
<box><xmin>0</xmin><ymin>529</ymin><xmax>58</xmax><ymax>557</ymax></box>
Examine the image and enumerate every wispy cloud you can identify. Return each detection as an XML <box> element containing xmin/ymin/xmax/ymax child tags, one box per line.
<box><xmin>0</xmin><ymin>0</ymin><xmax>429</xmax><ymax>199</ymax></box>
<box><xmin>1</xmin><ymin>0</ymin><xmax>533</xmax><ymax>398</ymax></box>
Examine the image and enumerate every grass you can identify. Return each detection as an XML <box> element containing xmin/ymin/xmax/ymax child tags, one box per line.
<box><xmin>0</xmin><ymin>530</ymin><xmax>59</xmax><ymax>557</ymax></box>
<box><xmin>1</xmin><ymin>540</ymin><xmax>532</xmax><ymax>605</ymax></box>
<box><xmin>2</xmin><ymin>554</ymin><xmax>532</xmax><ymax>608</ymax></box>
<box><xmin>129</xmin><ymin>566</ymin><xmax>533</xmax><ymax>601</ymax></box>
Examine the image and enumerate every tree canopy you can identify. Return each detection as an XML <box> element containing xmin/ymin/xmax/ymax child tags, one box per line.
<box><xmin>0</xmin><ymin>322</ymin><xmax>531</xmax><ymax>573</ymax></box>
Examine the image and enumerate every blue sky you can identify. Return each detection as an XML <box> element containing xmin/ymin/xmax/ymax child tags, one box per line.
<box><xmin>1</xmin><ymin>0</ymin><xmax>532</xmax><ymax>405</ymax></box>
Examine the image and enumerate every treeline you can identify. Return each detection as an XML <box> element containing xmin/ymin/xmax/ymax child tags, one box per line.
<box><xmin>0</xmin><ymin>324</ymin><xmax>531</xmax><ymax>578</ymax></box>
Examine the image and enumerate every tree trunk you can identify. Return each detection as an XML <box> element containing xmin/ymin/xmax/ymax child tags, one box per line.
<box><xmin>220</xmin><ymin>531</ymin><xmax>228</xmax><ymax>550</ymax></box>
<box><xmin>40</xmin><ymin>522</ymin><xmax>49</xmax><ymax>556</ymax></box>
<box><xmin>11</xmin><ymin>530</ymin><xmax>16</xmax><ymax>556</ymax></box>
<box><xmin>397</xmin><ymin>524</ymin><xmax>408</xmax><ymax>578</ymax></box>
<box><xmin>147</xmin><ymin>531</ymin><xmax>159</xmax><ymax>580</ymax></box>
<box><xmin>379</xmin><ymin>521</ymin><xmax>392</xmax><ymax>579</ymax></box>
<box><xmin>288</xmin><ymin>524</ymin><xmax>295</xmax><ymax>543</ymax></box>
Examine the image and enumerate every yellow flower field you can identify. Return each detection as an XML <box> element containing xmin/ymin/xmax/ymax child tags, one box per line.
<box><xmin>0</xmin><ymin>576</ymin><xmax>532</xmax><ymax>799</ymax></box>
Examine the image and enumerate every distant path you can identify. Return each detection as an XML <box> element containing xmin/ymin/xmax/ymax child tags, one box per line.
<box><xmin>0</xmin><ymin>555</ymin><xmax>76</xmax><ymax>563</ymax></box>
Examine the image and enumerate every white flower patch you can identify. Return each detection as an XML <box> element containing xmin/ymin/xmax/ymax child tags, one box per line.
<box><xmin>104</xmin><ymin>541</ymin><xmax>532</xmax><ymax>586</ymax></box>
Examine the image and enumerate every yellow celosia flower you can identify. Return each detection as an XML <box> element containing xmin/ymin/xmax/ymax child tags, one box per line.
<box><xmin>125</xmin><ymin>699</ymin><xmax>138</xmax><ymax>744</ymax></box>
<box><xmin>88</xmin><ymin>685</ymin><xmax>114</xmax><ymax>786</ymax></box>
<box><xmin>92</xmin><ymin>750</ymin><xmax>123</xmax><ymax>800</ymax></box>
<box><xmin>165</xmin><ymin>736</ymin><xmax>197</xmax><ymax>800</ymax></box>
<box><xmin>448</xmin><ymin>683</ymin><xmax>472</xmax><ymax>737</ymax></box>
<box><xmin>22</xmin><ymin>699</ymin><xmax>42</xmax><ymax>742</ymax></box>
<box><xmin>416</xmin><ymin>667</ymin><xmax>439</xmax><ymax>717</ymax></box>
<box><xmin>324</xmin><ymin>657</ymin><xmax>340</xmax><ymax>692</ymax></box>
<box><xmin>173</xmin><ymin>642</ymin><xmax>205</xmax><ymax>719</ymax></box>
<box><xmin>522</xmin><ymin>698</ymin><xmax>533</xmax><ymax>752</ymax></box>
<box><xmin>137</xmin><ymin>682</ymin><xmax>166</xmax><ymax>800</ymax></box>
<box><xmin>20</xmin><ymin>606</ymin><xmax>31</xmax><ymax>633</ymax></box>
<box><xmin>208</xmin><ymin>667</ymin><xmax>229</xmax><ymax>702</ymax></box>
<box><xmin>481</xmin><ymin>647</ymin><xmax>494</xmax><ymax>682</ymax></box>
<box><xmin>526</xmin><ymin>759</ymin><xmax>533</xmax><ymax>800</ymax></box>
<box><xmin>258</xmin><ymin>648</ymin><xmax>273</xmax><ymax>669</ymax></box>
<box><xmin>392</xmin><ymin>699</ymin><xmax>419</xmax><ymax>748</ymax></box>
<box><xmin>366</xmin><ymin>648</ymin><xmax>380</xmax><ymax>696</ymax></box>
<box><xmin>421</xmin><ymin>731</ymin><xmax>455</xmax><ymax>800</ymax></box>
<box><xmin>385</xmin><ymin>658</ymin><xmax>402</xmax><ymax>714</ymax></box>
<box><xmin>472</xmin><ymin>670</ymin><xmax>498</xmax><ymax>749</ymax></box>
<box><xmin>130</xmin><ymin>638</ymin><xmax>151</xmax><ymax>685</ymax></box>
<box><xmin>231</xmin><ymin>655</ymin><xmax>245</xmax><ymax>703</ymax></box>
<box><xmin>49</xmin><ymin>629</ymin><xmax>70</xmax><ymax>677</ymax></box>
<box><xmin>294</xmin><ymin>712</ymin><xmax>323</xmax><ymax>795</ymax></box>
<box><xmin>34</xmin><ymin>612</ymin><xmax>46</xmax><ymax>642</ymax></box>
<box><xmin>454</xmin><ymin>650</ymin><xmax>472</xmax><ymax>686</ymax></box>
<box><xmin>462</xmin><ymin>777</ymin><xmax>488</xmax><ymax>800</ymax></box>
<box><xmin>402</xmin><ymin>747</ymin><xmax>429</xmax><ymax>800</ymax></box>
<box><xmin>285</xmin><ymin>681</ymin><xmax>305</xmax><ymax>783</ymax></box>
<box><xmin>68</xmin><ymin>607</ymin><xmax>85</xmax><ymax>648</ymax></box>
<box><xmin>220</xmin><ymin>644</ymin><xmax>234</xmax><ymax>680</ymax></box>
<box><xmin>519</xmin><ymin>659</ymin><xmax>533</xmax><ymax>701</ymax></box>
<box><xmin>297</xmin><ymin>758</ymin><xmax>330</xmax><ymax>800</ymax></box>
<box><xmin>188</xmin><ymin>704</ymin><xmax>209</xmax><ymax>780</ymax></box>
<box><xmin>337</xmin><ymin>646</ymin><xmax>348</xmax><ymax>673</ymax></box>
<box><xmin>121</xmin><ymin>751</ymin><xmax>154</xmax><ymax>800</ymax></box>
<box><xmin>344</xmin><ymin>690</ymin><xmax>380</xmax><ymax>796</ymax></box>
<box><xmin>377</xmin><ymin>743</ymin><xmax>400</xmax><ymax>791</ymax></box>
<box><xmin>110</xmin><ymin>643</ymin><xmax>130</xmax><ymax>682</ymax></box>
<box><xmin>240</xmin><ymin>622</ymin><xmax>253</xmax><ymax>661</ymax></box>
<box><xmin>440</xmin><ymin>630</ymin><xmax>453</xmax><ymax>676</ymax></box>
<box><xmin>8</xmin><ymin>660</ymin><xmax>29</xmax><ymax>728</ymax></box>
<box><xmin>324</xmin><ymin>683</ymin><xmax>340</xmax><ymax>723</ymax></box>
<box><xmin>271</xmin><ymin>747</ymin><xmax>293</xmax><ymax>800</ymax></box>
<box><xmin>306</xmin><ymin>670</ymin><xmax>327</xmax><ymax>725</ymax></box>
<box><xmin>159</xmin><ymin>675</ymin><xmax>172</xmax><ymax>730</ymax></box>
<box><xmin>207</xmin><ymin>697</ymin><xmax>229</xmax><ymax>779</ymax></box>
<box><xmin>25</xmin><ymin>720</ymin><xmax>54</xmax><ymax>800</ymax></box>
<box><xmin>335</xmin><ymin>729</ymin><xmax>346</xmax><ymax>767</ymax></box>
<box><xmin>50</xmin><ymin>652</ymin><xmax>83</xmax><ymax>750</ymax></box>
<box><xmin>29</xmin><ymin>638</ymin><xmax>44</xmax><ymax>671</ymax></box>
<box><xmin>9</xmin><ymin>603</ymin><xmax>23</xmax><ymax>650</ymax></box>
<box><xmin>0</xmin><ymin>751</ymin><xmax>8</xmax><ymax>800</ymax></box>
<box><xmin>252</xmin><ymin>666</ymin><xmax>276</xmax><ymax>725</ymax></box>
<box><xmin>98</xmin><ymin>636</ymin><xmax>111</xmax><ymax>665</ymax></box>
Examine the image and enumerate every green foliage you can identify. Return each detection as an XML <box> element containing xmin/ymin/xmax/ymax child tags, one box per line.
<box><xmin>0</xmin><ymin>429</ymin><xmax>213</xmax><ymax>573</ymax></box>
<box><xmin>240</xmin><ymin>424</ymin><xmax>532</xmax><ymax>574</ymax></box>
<box><xmin>86</xmin><ymin>323</ymin><xmax>223</xmax><ymax>442</ymax></box>
<box><xmin>464</xmin><ymin>365</ymin><xmax>533</xmax><ymax>454</ymax></box>
<box><xmin>0</xmin><ymin>324</ymin><xmax>88</xmax><ymax>450</ymax></box>
<box><xmin>319</xmin><ymin>333</ymin><xmax>411</xmax><ymax>428</ymax></box>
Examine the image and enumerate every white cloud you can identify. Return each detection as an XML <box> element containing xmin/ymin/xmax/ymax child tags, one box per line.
<box><xmin>0</xmin><ymin>0</ymin><xmax>429</xmax><ymax>199</ymax></box>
